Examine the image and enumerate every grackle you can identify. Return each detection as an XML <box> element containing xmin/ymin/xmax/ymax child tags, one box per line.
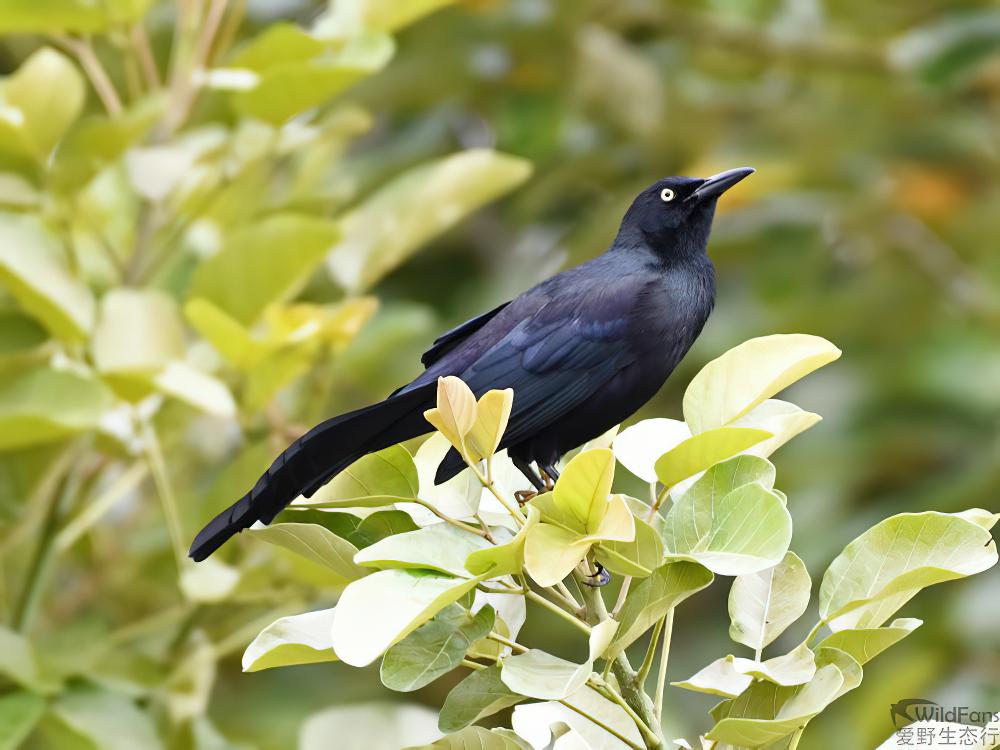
<box><xmin>189</xmin><ymin>167</ymin><xmax>754</xmax><ymax>562</ymax></box>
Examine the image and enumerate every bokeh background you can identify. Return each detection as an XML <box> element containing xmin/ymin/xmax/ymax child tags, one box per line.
<box><xmin>0</xmin><ymin>0</ymin><xmax>997</xmax><ymax>748</ymax></box>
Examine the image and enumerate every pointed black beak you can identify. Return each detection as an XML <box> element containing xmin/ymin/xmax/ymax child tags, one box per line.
<box><xmin>687</xmin><ymin>167</ymin><xmax>755</xmax><ymax>203</ymax></box>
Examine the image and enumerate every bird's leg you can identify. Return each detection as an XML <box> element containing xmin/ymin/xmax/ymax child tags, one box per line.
<box><xmin>511</xmin><ymin>455</ymin><xmax>544</xmax><ymax>504</ymax></box>
<box><xmin>539</xmin><ymin>463</ymin><xmax>560</xmax><ymax>491</ymax></box>
<box><xmin>580</xmin><ymin>560</ymin><xmax>612</xmax><ymax>588</ymax></box>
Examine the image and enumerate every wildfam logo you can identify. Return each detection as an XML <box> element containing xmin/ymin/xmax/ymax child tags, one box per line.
<box><xmin>890</xmin><ymin>699</ymin><xmax>1000</xmax><ymax>729</ymax></box>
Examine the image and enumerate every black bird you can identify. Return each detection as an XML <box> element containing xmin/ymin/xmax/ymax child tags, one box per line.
<box><xmin>189</xmin><ymin>167</ymin><xmax>754</xmax><ymax>562</ymax></box>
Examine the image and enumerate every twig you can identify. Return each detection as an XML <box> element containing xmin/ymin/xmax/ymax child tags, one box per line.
<box><xmin>12</xmin><ymin>462</ymin><xmax>87</xmax><ymax>631</ymax></box>
<box><xmin>471</xmin><ymin>464</ymin><xmax>527</xmax><ymax>525</ymax></box>
<box><xmin>558</xmin><ymin>697</ymin><xmax>645</xmax><ymax>750</ymax></box>
<box><xmin>526</xmin><ymin>590</ymin><xmax>592</xmax><ymax>635</ymax></box>
<box><xmin>637</xmin><ymin>616</ymin><xmax>664</xmax><ymax>685</ymax></box>
<box><xmin>410</xmin><ymin>498</ymin><xmax>489</xmax><ymax>538</ymax></box>
<box><xmin>487</xmin><ymin>631</ymin><xmax>527</xmax><ymax>653</ymax></box>
<box><xmin>590</xmin><ymin>676</ymin><xmax>662</xmax><ymax>750</ymax></box>
<box><xmin>131</xmin><ymin>22</ymin><xmax>161</xmax><ymax>89</ymax></box>
<box><xmin>653</xmin><ymin>610</ymin><xmax>674</xmax><ymax>725</ymax></box>
<box><xmin>141</xmin><ymin>417</ymin><xmax>187</xmax><ymax>568</ymax></box>
<box><xmin>52</xmin><ymin>34</ymin><xmax>123</xmax><ymax>115</ymax></box>
<box><xmin>210</xmin><ymin>0</ymin><xmax>245</xmax><ymax>65</ymax></box>
<box><xmin>54</xmin><ymin>461</ymin><xmax>149</xmax><ymax>551</ymax></box>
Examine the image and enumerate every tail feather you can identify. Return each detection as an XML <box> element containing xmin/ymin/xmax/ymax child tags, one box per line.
<box><xmin>188</xmin><ymin>383</ymin><xmax>436</xmax><ymax>562</ymax></box>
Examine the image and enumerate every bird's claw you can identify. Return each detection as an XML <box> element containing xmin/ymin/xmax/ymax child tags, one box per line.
<box><xmin>515</xmin><ymin>490</ymin><xmax>537</xmax><ymax>505</ymax></box>
<box><xmin>581</xmin><ymin>561</ymin><xmax>611</xmax><ymax>587</ymax></box>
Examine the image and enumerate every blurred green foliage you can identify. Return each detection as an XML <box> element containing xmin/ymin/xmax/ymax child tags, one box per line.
<box><xmin>0</xmin><ymin>0</ymin><xmax>997</xmax><ymax>748</ymax></box>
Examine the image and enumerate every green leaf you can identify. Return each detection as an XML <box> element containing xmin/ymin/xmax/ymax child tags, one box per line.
<box><xmin>423</xmin><ymin>376</ymin><xmax>478</xmax><ymax>454</ymax></box>
<box><xmin>327</xmin><ymin>149</ymin><xmax>532</xmax><ymax>292</ymax></box>
<box><xmin>654</xmin><ymin>427</ymin><xmax>772</xmax><ymax>489</ymax></box>
<box><xmin>381</xmin><ymin>605</ymin><xmax>493</xmax><ymax>692</ymax></box>
<box><xmin>662</xmin><ymin>469</ymin><xmax>792</xmax><ymax>575</ymax></box>
<box><xmin>355</xmin><ymin>523</ymin><xmax>490</xmax><ymax>577</ymax></box>
<box><xmin>248</xmin><ymin>522</ymin><xmax>367</xmax><ymax>582</ymax></box>
<box><xmin>47</xmin><ymin>688</ymin><xmax>163</xmax><ymax>750</ymax></box>
<box><xmin>438</xmin><ymin>665</ymin><xmax>526</xmax><ymax>733</ymax></box>
<box><xmin>607</xmin><ymin>561</ymin><xmax>714</xmax><ymax>657</ymax></box>
<box><xmin>672</xmin><ymin>655</ymin><xmax>753</xmax><ymax>698</ymax></box>
<box><xmin>300</xmin><ymin>702</ymin><xmax>440</xmax><ymax>750</ymax></box>
<box><xmin>0</xmin><ymin>692</ymin><xmax>45</xmax><ymax>750</ymax></box>
<box><xmin>50</xmin><ymin>97</ymin><xmax>165</xmax><ymax>191</ymax></box>
<box><xmin>500</xmin><ymin>620</ymin><xmax>617</xmax><ymax>700</ymax></box>
<box><xmin>92</xmin><ymin>288</ymin><xmax>184</xmax><ymax>376</ymax></box>
<box><xmin>178</xmin><ymin>557</ymin><xmax>240</xmax><ymax>603</ymax></box>
<box><xmin>729</xmin><ymin>551</ymin><xmax>811</xmax><ymax>651</ymax></box>
<box><xmin>316</xmin><ymin>0</ymin><xmax>459</xmax><ymax>36</ymax></box>
<box><xmin>0</xmin><ymin>627</ymin><xmax>43</xmax><ymax>691</ymax></box>
<box><xmin>331</xmin><ymin>569</ymin><xmax>484</xmax><ymax>667</ymax></box>
<box><xmin>151</xmin><ymin>361</ymin><xmax>236</xmax><ymax>419</ymax></box>
<box><xmin>523</xmin><ymin>520</ymin><xmax>591</xmax><ymax>587</ymax></box>
<box><xmin>188</xmin><ymin>213</ymin><xmax>339</xmax><ymax>325</ymax></box>
<box><xmin>0</xmin><ymin>310</ymin><xmax>47</xmax><ymax>355</ymax></box>
<box><xmin>597</xmin><ymin>514</ymin><xmax>663</xmax><ymax>578</ymax></box>
<box><xmin>613</xmin><ymin>418</ymin><xmax>691</xmax><ymax>483</ymax></box>
<box><xmin>466</xmin><ymin>503</ymin><xmax>539</xmax><ymax>578</ymax></box>
<box><xmin>511</xmin><ymin>686</ymin><xmax>643</xmax><ymax>750</ymax></box>
<box><xmin>466</xmin><ymin>389</ymin><xmax>514</xmax><ymax>463</ymax></box>
<box><xmin>815</xmin><ymin>618</ymin><xmax>922</xmax><ymax>665</ymax></box>
<box><xmin>230</xmin><ymin>31</ymin><xmax>394</xmax><ymax>123</ymax></box>
<box><xmin>0</xmin><ymin>366</ymin><xmax>112</xmax><ymax>451</ymax></box>
<box><xmin>890</xmin><ymin>11</ymin><xmax>1000</xmax><ymax>86</ymax></box>
<box><xmin>675</xmin><ymin>645</ymin><xmax>818</xmax><ymax>697</ymax></box>
<box><xmin>683</xmin><ymin>334</ymin><xmax>841</xmax><ymax>434</ymax></box>
<box><xmin>707</xmin><ymin>663</ymin><xmax>849</xmax><ymax>747</ymax></box>
<box><xmin>286</xmin><ymin>508</ymin><xmax>419</xmax><ymax>549</ymax></box>
<box><xmin>242</xmin><ymin>607</ymin><xmax>338</xmax><ymax>672</ymax></box>
<box><xmin>300</xmin><ymin>445</ymin><xmax>419</xmax><ymax>508</ymax></box>
<box><xmin>404</xmin><ymin>727</ymin><xmax>530</xmax><ymax>750</ymax></box>
<box><xmin>0</xmin><ymin>0</ymin><xmax>151</xmax><ymax>33</ymax></box>
<box><xmin>499</xmin><ymin>649</ymin><xmax>591</xmax><ymax>701</ymax></box>
<box><xmin>2</xmin><ymin>48</ymin><xmax>85</xmax><ymax>157</ymax></box>
<box><xmin>183</xmin><ymin>298</ymin><xmax>254</xmax><ymax>367</ymax></box>
<box><xmin>553</xmin><ymin>448</ymin><xmax>615</xmax><ymax>531</ymax></box>
<box><xmin>737</xmin><ymin>643</ymin><xmax>817</xmax><ymax>686</ymax></box>
<box><xmin>730</xmin><ymin>399</ymin><xmax>823</xmax><ymax>458</ymax></box>
<box><xmin>0</xmin><ymin>213</ymin><xmax>95</xmax><ymax>340</ymax></box>
<box><xmin>819</xmin><ymin>510</ymin><xmax>999</xmax><ymax>630</ymax></box>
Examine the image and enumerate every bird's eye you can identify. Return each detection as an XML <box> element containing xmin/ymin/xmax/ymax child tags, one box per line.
<box><xmin>660</xmin><ymin>188</ymin><xmax>675</xmax><ymax>202</ymax></box>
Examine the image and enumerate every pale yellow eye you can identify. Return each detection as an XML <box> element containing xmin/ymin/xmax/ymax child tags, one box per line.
<box><xmin>660</xmin><ymin>188</ymin><xmax>675</xmax><ymax>202</ymax></box>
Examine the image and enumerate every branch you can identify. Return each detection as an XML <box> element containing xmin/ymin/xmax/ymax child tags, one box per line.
<box><xmin>52</xmin><ymin>34</ymin><xmax>124</xmax><ymax>115</ymax></box>
<box><xmin>653</xmin><ymin>610</ymin><xmax>674</xmax><ymax>725</ymax></box>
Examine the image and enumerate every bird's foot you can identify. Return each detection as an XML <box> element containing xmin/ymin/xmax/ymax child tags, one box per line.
<box><xmin>540</xmin><ymin>464</ymin><xmax>559</xmax><ymax>491</ymax></box>
<box><xmin>581</xmin><ymin>561</ymin><xmax>611</xmax><ymax>587</ymax></box>
<box><xmin>515</xmin><ymin>489</ymin><xmax>538</xmax><ymax>505</ymax></box>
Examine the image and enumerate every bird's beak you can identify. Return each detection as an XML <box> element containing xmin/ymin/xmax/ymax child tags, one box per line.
<box><xmin>687</xmin><ymin>167</ymin><xmax>755</xmax><ymax>203</ymax></box>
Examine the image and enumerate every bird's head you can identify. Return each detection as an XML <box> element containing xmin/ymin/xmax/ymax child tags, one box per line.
<box><xmin>617</xmin><ymin>167</ymin><xmax>755</xmax><ymax>260</ymax></box>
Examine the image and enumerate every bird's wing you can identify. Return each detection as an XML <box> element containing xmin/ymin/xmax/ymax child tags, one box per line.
<box><xmin>420</xmin><ymin>301</ymin><xmax>511</xmax><ymax>368</ymax></box>
<box><xmin>458</xmin><ymin>280</ymin><xmax>641</xmax><ymax>449</ymax></box>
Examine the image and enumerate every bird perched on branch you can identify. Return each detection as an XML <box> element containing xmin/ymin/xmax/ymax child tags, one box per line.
<box><xmin>189</xmin><ymin>167</ymin><xmax>755</xmax><ymax>562</ymax></box>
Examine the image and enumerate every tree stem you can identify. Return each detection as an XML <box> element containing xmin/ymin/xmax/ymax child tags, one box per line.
<box><xmin>577</xmin><ymin>569</ymin><xmax>663</xmax><ymax>749</ymax></box>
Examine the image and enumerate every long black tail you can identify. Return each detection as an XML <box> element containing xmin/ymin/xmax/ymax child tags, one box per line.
<box><xmin>188</xmin><ymin>383</ymin><xmax>436</xmax><ymax>562</ymax></box>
